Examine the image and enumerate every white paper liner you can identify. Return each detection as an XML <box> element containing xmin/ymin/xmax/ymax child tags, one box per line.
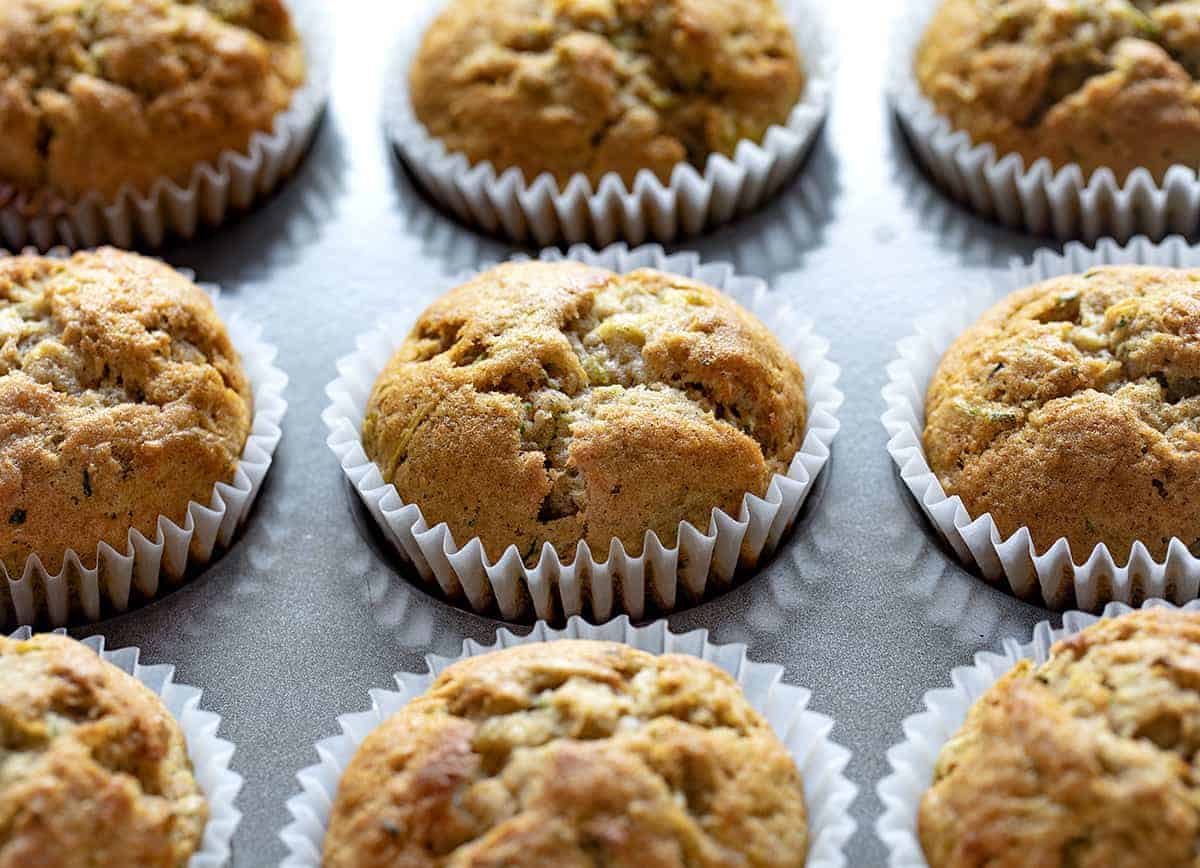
<box><xmin>7</xmin><ymin>626</ymin><xmax>243</xmax><ymax>868</ymax></box>
<box><xmin>385</xmin><ymin>0</ymin><xmax>835</xmax><ymax>247</ymax></box>
<box><xmin>876</xmin><ymin>597</ymin><xmax>1200</xmax><ymax>868</ymax></box>
<box><xmin>890</xmin><ymin>0</ymin><xmax>1200</xmax><ymax>243</ymax></box>
<box><xmin>280</xmin><ymin>615</ymin><xmax>857</xmax><ymax>868</ymax></box>
<box><xmin>882</xmin><ymin>235</ymin><xmax>1200</xmax><ymax>611</ymax></box>
<box><xmin>323</xmin><ymin>243</ymin><xmax>843</xmax><ymax>622</ymax></box>
<box><xmin>0</xmin><ymin>0</ymin><xmax>332</xmax><ymax>251</ymax></box>
<box><xmin>0</xmin><ymin>257</ymin><xmax>289</xmax><ymax>629</ymax></box>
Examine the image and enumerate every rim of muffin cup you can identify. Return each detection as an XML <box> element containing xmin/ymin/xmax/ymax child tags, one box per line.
<box><xmin>384</xmin><ymin>0</ymin><xmax>836</xmax><ymax>247</ymax></box>
<box><xmin>874</xmin><ymin>596</ymin><xmax>1199</xmax><ymax>868</ymax></box>
<box><xmin>279</xmin><ymin>614</ymin><xmax>858</xmax><ymax>868</ymax></box>
<box><xmin>0</xmin><ymin>0</ymin><xmax>333</xmax><ymax>252</ymax></box>
<box><xmin>882</xmin><ymin>234</ymin><xmax>1200</xmax><ymax>612</ymax></box>
<box><xmin>0</xmin><ymin>249</ymin><xmax>288</xmax><ymax>630</ymax></box>
<box><xmin>889</xmin><ymin>0</ymin><xmax>1200</xmax><ymax>243</ymax></box>
<box><xmin>6</xmin><ymin>626</ymin><xmax>243</xmax><ymax>868</ymax></box>
<box><xmin>322</xmin><ymin>243</ymin><xmax>843</xmax><ymax>623</ymax></box>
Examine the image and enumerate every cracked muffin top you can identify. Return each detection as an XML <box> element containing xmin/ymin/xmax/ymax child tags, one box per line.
<box><xmin>923</xmin><ymin>265</ymin><xmax>1200</xmax><ymax>562</ymax></box>
<box><xmin>920</xmin><ymin>608</ymin><xmax>1200</xmax><ymax>868</ymax></box>
<box><xmin>915</xmin><ymin>0</ymin><xmax>1200</xmax><ymax>180</ymax></box>
<box><xmin>0</xmin><ymin>0</ymin><xmax>305</xmax><ymax>204</ymax></box>
<box><xmin>408</xmin><ymin>0</ymin><xmax>806</xmax><ymax>186</ymax></box>
<box><xmin>323</xmin><ymin>640</ymin><xmax>808</xmax><ymax>868</ymax></box>
<box><xmin>362</xmin><ymin>261</ymin><xmax>807</xmax><ymax>567</ymax></box>
<box><xmin>0</xmin><ymin>248</ymin><xmax>253</xmax><ymax>578</ymax></box>
<box><xmin>0</xmin><ymin>632</ymin><xmax>207</xmax><ymax>867</ymax></box>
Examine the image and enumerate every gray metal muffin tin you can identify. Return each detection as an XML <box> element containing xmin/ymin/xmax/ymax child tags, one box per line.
<box><xmin>62</xmin><ymin>5</ymin><xmax>1073</xmax><ymax>866</ymax></box>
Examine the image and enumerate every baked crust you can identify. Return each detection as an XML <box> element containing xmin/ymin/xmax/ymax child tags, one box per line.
<box><xmin>409</xmin><ymin>0</ymin><xmax>806</xmax><ymax>186</ymax></box>
<box><xmin>0</xmin><ymin>0</ymin><xmax>305</xmax><ymax>204</ymax></box>
<box><xmin>920</xmin><ymin>608</ymin><xmax>1200</xmax><ymax>868</ymax></box>
<box><xmin>916</xmin><ymin>0</ymin><xmax>1200</xmax><ymax>180</ymax></box>
<box><xmin>362</xmin><ymin>261</ymin><xmax>807</xmax><ymax>565</ymax></box>
<box><xmin>323</xmin><ymin>640</ymin><xmax>808</xmax><ymax>868</ymax></box>
<box><xmin>0</xmin><ymin>633</ymin><xmax>207</xmax><ymax>867</ymax></box>
<box><xmin>923</xmin><ymin>265</ymin><xmax>1200</xmax><ymax>561</ymax></box>
<box><xmin>0</xmin><ymin>248</ymin><xmax>253</xmax><ymax>577</ymax></box>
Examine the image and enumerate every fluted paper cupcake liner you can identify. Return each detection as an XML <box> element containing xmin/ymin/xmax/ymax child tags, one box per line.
<box><xmin>323</xmin><ymin>243</ymin><xmax>842</xmax><ymax>622</ymax></box>
<box><xmin>7</xmin><ymin>626</ymin><xmax>243</xmax><ymax>868</ymax></box>
<box><xmin>1</xmin><ymin>258</ymin><xmax>288</xmax><ymax>628</ymax></box>
<box><xmin>882</xmin><ymin>235</ymin><xmax>1200</xmax><ymax>611</ymax></box>
<box><xmin>890</xmin><ymin>0</ymin><xmax>1200</xmax><ymax>242</ymax></box>
<box><xmin>0</xmin><ymin>0</ymin><xmax>332</xmax><ymax>251</ymax></box>
<box><xmin>385</xmin><ymin>0</ymin><xmax>834</xmax><ymax>247</ymax></box>
<box><xmin>280</xmin><ymin>615</ymin><xmax>857</xmax><ymax>868</ymax></box>
<box><xmin>876</xmin><ymin>598</ymin><xmax>1200</xmax><ymax>868</ymax></box>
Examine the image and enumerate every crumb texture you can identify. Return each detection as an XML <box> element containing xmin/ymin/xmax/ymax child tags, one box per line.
<box><xmin>362</xmin><ymin>261</ymin><xmax>807</xmax><ymax>566</ymax></box>
<box><xmin>0</xmin><ymin>633</ymin><xmax>207</xmax><ymax>868</ymax></box>
<box><xmin>923</xmin><ymin>265</ymin><xmax>1200</xmax><ymax>561</ymax></box>
<box><xmin>323</xmin><ymin>640</ymin><xmax>808</xmax><ymax>868</ymax></box>
<box><xmin>0</xmin><ymin>0</ymin><xmax>305</xmax><ymax>202</ymax></box>
<box><xmin>409</xmin><ymin>0</ymin><xmax>806</xmax><ymax>186</ymax></box>
<box><xmin>920</xmin><ymin>608</ymin><xmax>1200</xmax><ymax>868</ymax></box>
<box><xmin>916</xmin><ymin>0</ymin><xmax>1200</xmax><ymax>179</ymax></box>
<box><xmin>0</xmin><ymin>247</ymin><xmax>253</xmax><ymax>577</ymax></box>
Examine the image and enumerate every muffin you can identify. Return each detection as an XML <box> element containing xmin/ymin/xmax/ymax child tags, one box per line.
<box><xmin>362</xmin><ymin>261</ymin><xmax>807</xmax><ymax>566</ymax></box>
<box><xmin>0</xmin><ymin>632</ymin><xmax>208</xmax><ymax>865</ymax></box>
<box><xmin>0</xmin><ymin>0</ymin><xmax>305</xmax><ymax>207</ymax></box>
<box><xmin>0</xmin><ymin>247</ymin><xmax>253</xmax><ymax>578</ymax></box>
<box><xmin>409</xmin><ymin>0</ymin><xmax>806</xmax><ymax>187</ymax></box>
<box><xmin>919</xmin><ymin>608</ymin><xmax>1200</xmax><ymax>868</ymax></box>
<box><xmin>323</xmin><ymin>640</ymin><xmax>809</xmax><ymax>867</ymax></box>
<box><xmin>915</xmin><ymin>0</ymin><xmax>1200</xmax><ymax>181</ymax></box>
<box><xmin>923</xmin><ymin>265</ymin><xmax>1200</xmax><ymax>562</ymax></box>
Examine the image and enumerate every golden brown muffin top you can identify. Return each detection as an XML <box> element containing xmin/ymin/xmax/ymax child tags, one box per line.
<box><xmin>915</xmin><ymin>0</ymin><xmax>1200</xmax><ymax>180</ymax></box>
<box><xmin>920</xmin><ymin>608</ymin><xmax>1200</xmax><ymax>868</ymax></box>
<box><xmin>324</xmin><ymin>640</ymin><xmax>808</xmax><ymax>868</ymax></box>
<box><xmin>0</xmin><ymin>248</ymin><xmax>253</xmax><ymax>578</ymax></box>
<box><xmin>923</xmin><ymin>265</ymin><xmax>1200</xmax><ymax>562</ymax></box>
<box><xmin>362</xmin><ymin>261</ymin><xmax>807</xmax><ymax>567</ymax></box>
<box><xmin>409</xmin><ymin>0</ymin><xmax>806</xmax><ymax>186</ymax></box>
<box><xmin>0</xmin><ymin>0</ymin><xmax>305</xmax><ymax>203</ymax></box>
<box><xmin>0</xmin><ymin>633</ymin><xmax>207</xmax><ymax>867</ymax></box>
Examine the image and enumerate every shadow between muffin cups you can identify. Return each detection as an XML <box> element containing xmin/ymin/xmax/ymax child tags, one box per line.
<box><xmin>0</xmin><ymin>0</ymin><xmax>333</xmax><ymax>251</ymax></box>
<box><xmin>279</xmin><ymin>615</ymin><xmax>858</xmax><ymax>868</ymax></box>
<box><xmin>889</xmin><ymin>0</ymin><xmax>1200</xmax><ymax>243</ymax></box>
<box><xmin>881</xmin><ymin>235</ymin><xmax>1200</xmax><ymax>612</ymax></box>
<box><xmin>383</xmin><ymin>0</ymin><xmax>835</xmax><ymax>247</ymax></box>
<box><xmin>7</xmin><ymin>626</ymin><xmax>243</xmax><ymax>868</ymax></box>
<box><xmin>322</xmin><ymin>243</ymin><xmax>843</xmax><ymax>623</ymax></box>
<box><xmin>0</xmin><ymin>255</ymin><xmax>289</xmax><ymax>629</ymax></box>
<box><xmin>874</xmin><ymin>597</ymin><xmax>1200</xmax><ymax>868</ymax></box>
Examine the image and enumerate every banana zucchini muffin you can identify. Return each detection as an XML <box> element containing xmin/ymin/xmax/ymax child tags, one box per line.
<box><xmin>0</xmin><ymin>632</ymin><xmax>208</xmax><ymax>866</ymax></box>
<box><xmin>323</xmin><ymin>640</ymin><xmax>808</xmax><ymax>868</ymax></box>
<box><xmin>915</xmin><ymin>0</ymin><xmax>1200</xmax><ymax>180</ymax></box>
<box><xmin>923</xmin><ymin>265</ymin><xmax>1200</xmax><ymax>562</ymax></box>
<box><xmin>362</xmin><ymin>261</ymin><xmax>807</xmax><ymax>566</ymax></box>
<box><xmin>920</xmin><ymin>608</ymin><xmax>1200</xmax><ymax>868</ymax></box>
<box><xmin>409</xmin><ymin>0</ymin><xmax>806</xmax><ymax>186</ymax></box>
<box><xmin>0</xmin><ymin>247</ymin><xmax>253</xmax><ymax>578</ymax></box>
<box><xmin>0</xmin><ymin>0</ymin><xmax>305</xmax><ymax>206</ymax></box>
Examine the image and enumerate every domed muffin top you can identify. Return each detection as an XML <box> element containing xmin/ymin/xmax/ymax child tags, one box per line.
<box><xmin>0</xmin><ymin>632</ymin><xmax>207</xmax><ymax>866</ymax></box>
<box><xmin>409</xmin><ymin>0</ymin><xmax>805</xmax><ymax>186</ymax></box>
<box><xmin>923</xmin><ymin>265</ymin><xmax>1200</xmax><ymax>561</ymax></box>
<box><xmin>362</xmin><ymin>261</ymin><xmax>807</xmax><ymax>566</ymax></box>
<box><xmin>0</xmin><ymin>248</ymin><xmax>253</xmax><ymax>577</ymax></box>
<box><xmin>0</xmin><ymin>0</ymin><xmax>305</xmax><ymax>202</ymax></box>
<box><xmin>916</xmin><ymin>0</ymin><xmax>1200</xmax><ymax>179</ymax></box>
<box><xmin>324</xmin><ymin>640</ymin><xmax>808</xmax><ymax>868</ymax></box>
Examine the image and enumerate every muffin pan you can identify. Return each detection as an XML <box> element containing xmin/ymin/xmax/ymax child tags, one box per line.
<box><xmin>37</xmin><ymin>4</ymin><xmax>1161</xmax><ymax>866</ymax></box>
